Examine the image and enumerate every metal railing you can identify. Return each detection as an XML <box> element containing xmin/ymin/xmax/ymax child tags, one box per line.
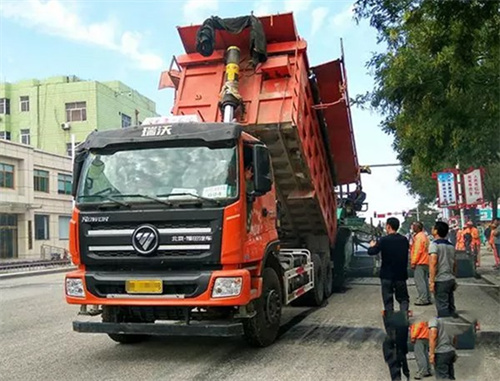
<box><xmin>0</xmin><ymin>244</ymin><xmax>71</xmax><ymax>273</ymax></box>
<box><xmin>41</xmin><ymin>244</ymin><xmax>70</xmax><ymax>260</ymax></box>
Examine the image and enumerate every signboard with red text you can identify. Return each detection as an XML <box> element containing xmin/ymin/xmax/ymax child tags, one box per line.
<box><xmin>463</xmin><ymin>169</ymin><xmax>484</xmax><ymax>206</ymax></box>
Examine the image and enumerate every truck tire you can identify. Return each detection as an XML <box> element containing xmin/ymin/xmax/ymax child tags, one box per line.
<box><xmin>323</xmin><ymin>254</ymin><xmax>333</xmax><ymax>299</ymax></box>
<box><xmin>302</xmin><ymin>253</ymin><xmax>325</xmax><ymax>306</ymax></box>
<box><xmin>243</xmin><ymin>267</ymin><xmax>282</xmax><ymax>347</ymax></box>
<box><xmin>332</xmin><ymin>227</ymin><xmax>352</xmax><ymax>291</ymax></box>
<box><xmin>102</xmin><ymin>306</ymin><xmax>147</xmax><ymax>345</ymax></box>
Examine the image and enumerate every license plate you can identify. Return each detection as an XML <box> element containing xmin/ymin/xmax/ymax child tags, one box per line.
<box><xmin>125</xmin><ymin>280</ymin><xmax>163</xmax><ymax>294</ymax></box>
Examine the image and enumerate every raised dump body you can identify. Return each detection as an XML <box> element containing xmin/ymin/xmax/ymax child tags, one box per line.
<box><xmin>161</xmin><ymin>13</ymin><xmax>359</xmax><ymax>246</ymax></box>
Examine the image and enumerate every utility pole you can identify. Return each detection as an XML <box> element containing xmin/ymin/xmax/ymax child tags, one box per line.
<box><xmin>71</xmin><ymin>134</ymin><xmax>76</xmax><ymax>208</ymax></box>
<box><xmin>456</xmin><ymin>163</ymin><xmax>466</xmax><ymax>228</ymax></box>
<box><xmin>416</xmin><ymin>204</ymin><xmax>420</xmax><ymax>221</ymax></box>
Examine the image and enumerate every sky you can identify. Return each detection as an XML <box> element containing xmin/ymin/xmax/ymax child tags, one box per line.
<box><xmin>0</xmin><ymin>0</ymin><xmax>418</xmax><ymax>220</ymax></box>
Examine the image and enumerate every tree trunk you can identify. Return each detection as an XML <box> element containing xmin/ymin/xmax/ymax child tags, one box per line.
<box><xmin>492</xmin><ymin>197</ymin><xmax>499</xmax><ymax>220</ymax></box>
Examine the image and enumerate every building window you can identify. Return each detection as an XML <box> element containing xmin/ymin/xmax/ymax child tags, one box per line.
<box><xmin>0</xmin><ymin>98</ymin><xmax>10</xmax><ymax>115</ymax></box>
<box><xmin>34</xmin><ymin>169</ymin><xmax>49</xmax><ymax>192</ymax></box>
<box><xmin>66</xmin><ymin>142</ymin><xmax>81</xmax><ymax>157</ymax></box>
<box><xmin>121</xmin><ymin>113</ymin><xmax>132</xmax><ymax>128</ymax></box>
<box><xmin>0</xmin><ymin>163</ymin><xmax>14</xmax><ymax>188</ymax></box>
<box><xmin>35</xmin><ymin>215</ymin><xmax>50</xmax><ymax>240</ymax></box>
<box><xmin>20</xmin><ymin>96</ymin><xmax>30</xmax><ymax>112</ymax></box>
<box><xmin>0</xmin><ymin>214</ymin><xmax>18</xmax><ymax>258</ymax></box>
<box><xmin>58</xmin><ymin>216</ymin><xmax>71</xmax><ymax>240</ymax></box>
<box><xmin>28</xmin><ymin>221</ymin><xmax>33</xmax><ymax>250</ymax></box>
<box><xmin>20</xmin><ymin>129</ymin><xmax>30</xmax><ymax>145</ymax></box>
<box><xmin>58</xmin><ymin>173</ymin><xmax>72</xmax><ymax>195</ymax></box>
<box><xmin>0</xmin><ymin>131</ymin><xmax>11</xmax><ymax>140</ymax></box>
<box><xmin>65</xmin><ymin>102</ymin><xmax>87</xmax><ymax>122</ymax></box>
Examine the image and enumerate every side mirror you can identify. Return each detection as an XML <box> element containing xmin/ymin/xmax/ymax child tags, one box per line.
<box><xmin>253</xmin><ymin>144</ymin><xmax>272</xmax><ymax>195</ymax></box>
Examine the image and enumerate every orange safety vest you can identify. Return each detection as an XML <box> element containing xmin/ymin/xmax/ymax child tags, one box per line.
<box><xmin>456</xmin><ymin>230</ymin><xmax>465</xmax><ymax>251</ymax></box>
<box><xmin>411</xmin><ymin>321</ymin><xmax>430</xmax><ymax>341</ymax></box>
<box><xmin>470</xmin><ymin>227</ymin><xmax>481</xmax><ymax>247</ymax></box>
<box><xmin>489</xmin><ymin>228</ymin><xmax>497</xmax><ymax>245</ymax></box>
<box><xmin>411</xmin><ymin>231</ymin><xmax>430</xmax><ymax>266</ymax></box>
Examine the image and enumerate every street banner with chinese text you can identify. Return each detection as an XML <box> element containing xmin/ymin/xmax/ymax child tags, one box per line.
<box><xmin>437</xmin><ymin>172</ymin><xmax>458</xmax><ymax>208</ymax></box>
<box><xmin>463</xmin><ymin>169</ymin><xmax>484</xmax><ymax>206</ymax></box>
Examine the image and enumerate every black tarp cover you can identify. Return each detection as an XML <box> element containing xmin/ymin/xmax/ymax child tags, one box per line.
<box><xmin>196</xmin><ymin>15</ymin><xmax>267</xmax><ymax>65</ymax></box>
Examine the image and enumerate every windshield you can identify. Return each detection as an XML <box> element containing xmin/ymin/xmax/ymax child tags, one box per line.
<box><xmin>76</xmin><ymin>145</ymin><xmax>238</xmax><ymax>204</ymax></box>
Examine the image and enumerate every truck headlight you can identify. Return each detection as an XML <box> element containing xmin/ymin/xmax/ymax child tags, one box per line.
<box><xmin>212</xmin><ymin>277</ymin><xmax>242</xmax><ymax>298</ymax></box>
<box><xmin>66</xmin><ymin>278</ymin><xmax>85</xmax><ymax>297</ymax></box>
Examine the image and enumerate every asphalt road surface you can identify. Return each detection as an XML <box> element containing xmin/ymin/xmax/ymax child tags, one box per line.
<box><xmin>1</xmin><ymin>273</ymin><xmax>498</xmax><ymax>381</ymax></box>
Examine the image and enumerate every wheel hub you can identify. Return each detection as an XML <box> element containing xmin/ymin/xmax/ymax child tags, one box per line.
<box><xmin>265</xmin><ymin>289</ymin><xmax>281</xmax><ymax>324</ymax></box>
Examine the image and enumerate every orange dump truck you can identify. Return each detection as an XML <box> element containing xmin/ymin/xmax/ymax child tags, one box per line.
<box><xmin>66</xmin><ymin>13</ymin><xmax>361</xmax><ymax>347</ymax></box>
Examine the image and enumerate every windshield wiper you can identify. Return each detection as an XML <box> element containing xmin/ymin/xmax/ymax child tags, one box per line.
<box><xmin>156</xmin><ymin>192</ymin><xmax>221</xmax><ymax>206</ymax></box>
<box><xmin>111</xmin><ymin>193</ymin><xmax>172</xmax><ymax>207</ymax></box>
<box><xmin>78</xmin><ymin>195</ymin><xmax>130</xmax><ymax>208</ymax></box>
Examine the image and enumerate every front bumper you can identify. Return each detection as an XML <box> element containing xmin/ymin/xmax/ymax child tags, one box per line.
<box><xmin>65</xmin><ymin>269</ymin><xmax>258</xmax><ymax>306</ymax></box>
<box><xmin>73</xmin><ymin>320</ymin><xmax>244</xmax><ymax>337</ymax></box>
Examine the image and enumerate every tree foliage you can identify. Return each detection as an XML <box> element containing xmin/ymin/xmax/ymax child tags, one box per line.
<box><xmin>354</xmin><ymin>0</ymin><xmax>500</xmax><ymax>216</ymax></box>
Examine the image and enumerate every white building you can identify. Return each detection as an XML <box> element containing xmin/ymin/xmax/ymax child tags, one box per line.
<box><xmin>0</xmin><ymin>140</ymin><xmax>73</xmax><ymax>259</ymax></box>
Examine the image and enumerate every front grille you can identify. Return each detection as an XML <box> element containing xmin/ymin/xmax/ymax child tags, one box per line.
<box><xmin>94</xmin><ymin>283</ymin><xmax>197</xmax><ymax>297</ymax></box>
<box><xmin>91</xmin><ymin>250</ymin><xmax>206</xmax><ymax>258</ymax></box>
<box><xmin>79</xmin><ymin>209</ymin><xmax>224</xmax><ymax>268</ymax></box>
<box><xmin>91</xmin><ymin>221</ymin><xmax>211</xmax><ymax>230</ymax></box>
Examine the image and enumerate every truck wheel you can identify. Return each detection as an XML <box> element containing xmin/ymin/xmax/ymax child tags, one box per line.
<box><xmin>102</xmin><ymin>306</ymin><xmax>147</xmax><ymax>345</ymax></box>
<box><xmin>107</xmin><ymin>333</ymin><xmax>146</xmax><ymax>344</ymax></box>
<box><xmin>323</xmin><ymin>255</ymin><xmax>333</xmax><ymax>299</ymax></box>
<box><xmin>332</xmin><ymin>227</ymin><xmax>352</xmax><ymax>291</ymax></box>
<box><xmin>243</xmin><ymin>267</ymin><xmax>282</xmax><ymax>347</ymax></box>
<box><xmin>302</xmin><ymin>253</ymin><xmax>325</xmax><ymax>306</ymax></box>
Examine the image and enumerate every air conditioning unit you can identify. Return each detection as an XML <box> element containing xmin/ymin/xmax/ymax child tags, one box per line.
<box><xmin>61</xmin><ymin>122</ymin><xmax>71</xmax><ymax>130</ymax></box>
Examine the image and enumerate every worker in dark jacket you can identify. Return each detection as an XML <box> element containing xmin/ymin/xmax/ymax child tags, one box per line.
<box><xmin>368</xmin><ymin>217</ymin><xmax>410</xmax><ymax>311</ymax></box>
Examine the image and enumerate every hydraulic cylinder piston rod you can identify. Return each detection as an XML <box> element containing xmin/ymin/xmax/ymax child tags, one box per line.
<box><xmin>221</xmin><ymin>46</ymin><xmax>242</xmax><ymax>123</ymax></box>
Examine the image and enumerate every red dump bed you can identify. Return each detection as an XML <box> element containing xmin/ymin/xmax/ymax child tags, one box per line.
<box><xmin>160</xmin><ymin>13</ymin><xmax>359</xmax><ymax>245</ymax></box>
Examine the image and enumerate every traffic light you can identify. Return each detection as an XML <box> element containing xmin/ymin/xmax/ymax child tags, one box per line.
<box><xmin>373</xmin><ymin>212</ymin><xmax>377</xmax><ymax>218</ymax></box>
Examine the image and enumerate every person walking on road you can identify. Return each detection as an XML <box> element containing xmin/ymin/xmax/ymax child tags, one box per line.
<box><xmin>410</xmin><ymin>320</ymin><xmax>432</xmax><ymax>379</ymax></box>
<box><xmin>464</xmin><ymin>221</ymin><xmax>481</xmax><ymax>267</ymax></box>
<box><xmin>411</xmin><ymin>222</ymin><xmax>431</xmax><ymax>306</ymax></box>
<box><xmin>429</xmin><ymin>222</ymin><xmax>457</xmax><ymax>318</ymax></box>
<box><xmin>491</xmin><ymin>219</ymin><xmax>500</xmax><ymax>269</ymax></box>
<box><xmin>368</xmin><ymin>217</ymin><xmax>410</xmax><ymax>312</ymax></box>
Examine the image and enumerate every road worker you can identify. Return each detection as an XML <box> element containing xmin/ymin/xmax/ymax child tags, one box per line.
<box><xmin>410</xmin><ymin>321</ymin><xmax>432</xmax><ymax>379</ymax></box>
<box><xmin>465</xmin><ymin>221</ymin><xmax>481</xmax><ymax>267</ymax></box>
<box><xmin>490</xmin><ymin>220</ymin><xmax>500</xmax><ymax>269</ymax></box>
<box><xmin>454</xmin><ymin>228</ymin><xmax>465</xmax><ymax>252</ymax></box>
<box><xmin>411</xmin><ymin>222</ymin><xmax>431</xmax><ymax>306</ymax></box>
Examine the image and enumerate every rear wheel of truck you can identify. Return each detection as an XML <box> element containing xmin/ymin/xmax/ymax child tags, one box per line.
<box><xmin>243</xmin><ymin>267</ymin><xmax>282</xmax><ymax>347</ymax></box>
<box><xmin>332</xmin><ymin>227</ymin><xmax>352</xmax><ymax>291</ymax></box>
<box><xmin>302</xmin><ymin>253</ymin><xmax>325</xmax><ymax>306</ymax></box>
<box><xmin>323</xmin><ymin>254</ymin><xmax>333</xmax><ymax>299</ymax></box>
<box><xmin>102</xmin><ymin>306</ymin><xmax>147</xmax><ymax>344</ymax></box>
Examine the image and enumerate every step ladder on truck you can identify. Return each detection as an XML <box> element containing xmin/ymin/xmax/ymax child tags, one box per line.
<box><xmin>65</xmin><ymin>13</ymin><xmax>363</xmax><ymax>347</ymax></box>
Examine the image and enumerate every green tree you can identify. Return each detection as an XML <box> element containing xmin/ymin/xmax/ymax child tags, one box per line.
<box><xmin>354</xmin><ymin>0</ymin><xmax>500</xmax><ymax>217</ymax></box>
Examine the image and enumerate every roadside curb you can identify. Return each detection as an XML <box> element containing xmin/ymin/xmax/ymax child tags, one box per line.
<box><xmin>0</xmin><ymin>266</ymin><xmax>75</xmax><ymax>280</ymax></box>
<box><xmin>478</xmin><ymin>273</ymin><xmax>500</xmax><ymax>287</ymax></box>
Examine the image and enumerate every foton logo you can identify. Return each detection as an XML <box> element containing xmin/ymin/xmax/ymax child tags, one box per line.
<box><xmin>81</xmin><ymin>216</ymin><xmax>110</xmax><ymax>223</ymax></box>
<box><xmin>141</xmin><ymin>125</ymin><xmax>172</xmax><ymax>137</ymax></box>
<box><xmin>132</xmin><ymin>225</ymin><xmax>159</xmax><ymax>255</ymax></box>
